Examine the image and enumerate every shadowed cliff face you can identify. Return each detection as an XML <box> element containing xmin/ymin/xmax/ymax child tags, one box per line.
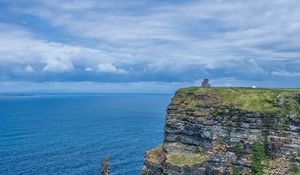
<box><xmin>141</xmin><ymin>88</ymin><xmax>300</xmax><ymax>175</ymax></box>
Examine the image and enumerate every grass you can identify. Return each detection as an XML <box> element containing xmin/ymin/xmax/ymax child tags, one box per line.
<box><xmin>251</xmin><ymin>142</ymin><xmax>268</xmax><ymax>175</ymax></box>
<box><xmin>292</xmin><ymin>169</ymin><xmax>300</xmax><ymax>175</ymax></box>
<box><xmin>166</xmin><ymin>153</ymin><xmax>206</xmax><ymax>167</ymax></box>
<box><xmin>234</xmin><ymin>143</ymin><xmax>244</xmax><ymax>158</ymax></box>
<box><xmin>175</xmin><ymin>87</ymin><xmax>300</xmax><ymax>112</ymax></box>
<box><xmin>232</xmin><ymin>166</ymin><xmax>242</xmax><ymax>175</ymax></box>
<box><xmin>192</xmin><ymin>146</ymin><xmax>204</xmax><ymax>153</ymax></box>
<box><xmin>291</xmin><ymin>163</ymin><xmax>300</xmax><ymax>175</ymax></box>
<box><xmin>211</xmin><ymin>88</ymin><xmax>280</xmax><ymax>112</ymax></box>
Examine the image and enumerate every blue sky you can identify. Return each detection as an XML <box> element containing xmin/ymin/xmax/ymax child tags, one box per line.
<box><xmin>0</xmin><ymin>0</ymin><xmax>300</xmax><ymax>93</ymax></box>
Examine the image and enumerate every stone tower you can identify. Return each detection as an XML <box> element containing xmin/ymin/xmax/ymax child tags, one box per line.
<box><xmin>201</xmin><ymin>79</ymin><xmax>211</xmax><ymax>88</ymax></box>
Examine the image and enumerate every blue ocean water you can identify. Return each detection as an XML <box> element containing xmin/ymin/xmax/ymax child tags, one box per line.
<box><xmin>0</xmin><ymin>94</ymin><xmax>172</xmax><ymax>175</ymax></box>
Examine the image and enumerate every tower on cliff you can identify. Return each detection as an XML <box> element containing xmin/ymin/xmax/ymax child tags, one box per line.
<box><xmin>201</xmin><ymin>79</ymin><xmax>211</xmax><ymax>88</ymax></box>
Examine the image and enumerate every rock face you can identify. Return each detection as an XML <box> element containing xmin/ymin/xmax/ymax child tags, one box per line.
<box><xmin>141</xmin><ymin>88</ymin><xmax>300</xmax><ymax>175</ymax></box>
<box><xmin>100</xmin><ymin>156</ymin><xmax>111</xmax><ymax>175</ymax></box>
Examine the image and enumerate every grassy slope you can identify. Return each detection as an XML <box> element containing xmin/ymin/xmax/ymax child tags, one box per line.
<box><xmin>175</xmin><ymin>87</ymin><xmax>300</xmax><ymax>112</ymax></box>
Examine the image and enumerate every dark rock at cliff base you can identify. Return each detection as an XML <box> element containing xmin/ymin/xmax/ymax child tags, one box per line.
<box><xmin>141</xmin><ymin>87</ymin><xmax>300</xmax><ymax>175</ymax></box>
<box><xmin>100</xmin><ymin>156</ymin><xmax>111</xmax><ymax>175</ymax></box>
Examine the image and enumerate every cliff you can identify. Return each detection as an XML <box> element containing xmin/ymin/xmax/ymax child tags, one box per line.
<box><xmin>141</xmin><ymin>87</ymin><xmax>300</xmax><ymax>175</ymax></box>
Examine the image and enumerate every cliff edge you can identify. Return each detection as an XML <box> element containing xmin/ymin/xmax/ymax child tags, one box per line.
<box><xmin>141</xmin><ymin>87</ymin><xmax>300</xmax><ymax>175</ymax></box>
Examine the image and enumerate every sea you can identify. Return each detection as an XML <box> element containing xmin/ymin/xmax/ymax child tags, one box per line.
<box><xmin>0</xmin><ymin>93</ymin><xmax>172</xmax><ymax>175</ymax></box>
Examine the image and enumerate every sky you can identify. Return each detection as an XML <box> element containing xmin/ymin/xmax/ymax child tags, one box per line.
<box><xmin>0</xmin><ymin>0</ymin><xmax>300</xmax><ymax>93</ymax></box>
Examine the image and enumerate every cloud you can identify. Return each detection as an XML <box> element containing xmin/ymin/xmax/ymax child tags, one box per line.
<box><xmin>85</xmin><ymin>67</ymin><xmax>93</xmax><ymax>72</ymax></box>
<box><xmin>24</xmin><ymin>65</ymin><xmax>34</xmax><ymax>72</ymax></box>
<box><xmin>17</xmin><ymin>0</ymin><xmax>300</xmax><ymax>63</ymax></box>
<box><xmin>0</xmin><ymin>0</ymin><xmax>300</xmax><ymax>87</ymax></box>
<box><xmin>96</xmin><ymin>63</ymin><xmax>127</xmax><ymax>74</ymax></box>
<box><xmin>246</xmin><ymin>59</ymin><xmax>266</xmax><ymax>74</ymax></box>
<box><xmin>43</xmin><ymin>58</ymin><xmax>74</xmax><ymax>72</ymax></box>
<box><xmin>0</xmin><ymin>23</ymin><xmax>125</xmax><ymax>73</ymax></box>
<box><xmin>271</xmin><ymin>70</ymin><xmax>300</xmax><ymax>77</ymax></box>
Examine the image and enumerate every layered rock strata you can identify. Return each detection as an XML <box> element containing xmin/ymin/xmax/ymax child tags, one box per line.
<box><xmin>142</xmin><ymin>88</ymin><xmax>300</xmax><ymax>175</ymax></box>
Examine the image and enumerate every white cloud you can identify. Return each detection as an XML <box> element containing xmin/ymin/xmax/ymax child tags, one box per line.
<box><xmin>24</xmin><ymin>65</ymin><xmax>34</xmax><ymax>72</ymax></box>
<box><xmin>43</xmin><ymin>58</ymin><xmax>74</xmax><ymax>72</ymax></box>
<box><xmin>247</xmin><ymin>59</ymin><xmax>266</xmax><ymax>74</ymax></box>
<box><xmin>271</xmin><ymin>70</ymin><xmax>300</xmax><ymax>77</ymax></box>
<box><xmin>0</xmin><ymin>23</ymin><xmax>125</xmax><ymax>73</ymax></box>
<box><xmin>16</xmin><ymin>0</ymin><xmax>300</xmax><ymax>69</ymax></box>
<box><xmin>85</xmin><ymin>67</ymin><xmax>93</xmax><ymax>72</ymax></box>
<box><xmin>96</xmin><ymin>63</ymin><xmax>127</xmax><ymax>74</ymax></box>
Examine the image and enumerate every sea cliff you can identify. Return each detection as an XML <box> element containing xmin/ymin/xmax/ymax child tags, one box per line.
<box><xmin>141</xmin><ymin>87</ymin><xmax>300</xmax><ymax>175</ymax></box>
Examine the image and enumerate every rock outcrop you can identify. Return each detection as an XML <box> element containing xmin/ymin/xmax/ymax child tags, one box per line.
<box><xmin>100</xmin><ymin>156</ymin><xmax>111</xmax><ymax>175</ymax></box>
<box><xmin>141</xmin><ymin>88</ymin><xmax>300</xmax><ymax>175</ymax></box>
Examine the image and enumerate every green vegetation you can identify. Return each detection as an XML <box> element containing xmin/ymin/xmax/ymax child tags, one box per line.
<box><xmin>212</xmin><ymin>107</ymin><xmax>224</xmax><ymax>117</ymax></box>
<box><xmin>234</xmin><ymin>143</ymin><xmax>244</xmax><ymax>158</ymax></box>
<box><xmin>212</xmin><ymin>88</ymin><xmax>280</xmax><ymax>112</ymax></box>
<box><xmin>192</xmin><ymin>146</ymin><xmax>204</xmax><ymax>153</ymax></box>
<box><xmin>193</xmin><ymin>110</ymin><xmax>208</xmax><ymax>117</ymax></box>
<box><xmin>225</xmin><ymin>118</ymin><xmax>236</xmax><ymax>128</ymax></box>
<box><xmin>280</xmin><ymin>94</ymin><xmax>300</xmax><ymax>120</ymax></box>
<box><xmin>175</xmin><ymin>87</ymin><xmax>300</xmax><ymax>112</ymax></box>
<box><xmin>166</xmin><ymin>153</ymin><xmax>206</xmax><ymax>167</ymax></box>
<box><xmin>232</xmin><ymin>166</ymin><xmax>242</xmax><ymax>175</ymax></box>
<box><xmin>174</xmin><ymin>135</ymin><xmax>182</xmax><ymax>142</ymax></box>
<box><xmin>172</xmin><ymin>93</ymin><xmax>198</xmax><ymax>110</ymax></box>
<box><xmin>251</xmin><ymin>142</ymin><xmax>268</xmax><ymax>175</ymax></box>
<box><xmin>291</xmin><ymin>163</ymin><xmax>300</xmax><ymax>175</ymax></box>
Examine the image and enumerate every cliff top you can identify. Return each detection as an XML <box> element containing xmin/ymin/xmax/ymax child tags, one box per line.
<box><xmin>173</xmin><ymin>87</ymin><xmax>300</xmax><ymax>112</ymax></box>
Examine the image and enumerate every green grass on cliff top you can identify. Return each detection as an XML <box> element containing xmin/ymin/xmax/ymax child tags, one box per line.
<box><xmin>176</xmin><ymin>87</ymin><xmax>300</xmax><ymax>112</ymax></box>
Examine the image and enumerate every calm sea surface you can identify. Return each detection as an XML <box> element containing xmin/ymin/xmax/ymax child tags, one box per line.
<box><xmin>0</xmin><ymin>94</ymin><xmax>172</xmax><ymax>175</ymax></box>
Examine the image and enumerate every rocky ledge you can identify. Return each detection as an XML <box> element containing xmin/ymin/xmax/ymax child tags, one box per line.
<box><xmin>141</xmin><ymin>87</ymin><xmax>300</xmax><ymax>175</ymax></box>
